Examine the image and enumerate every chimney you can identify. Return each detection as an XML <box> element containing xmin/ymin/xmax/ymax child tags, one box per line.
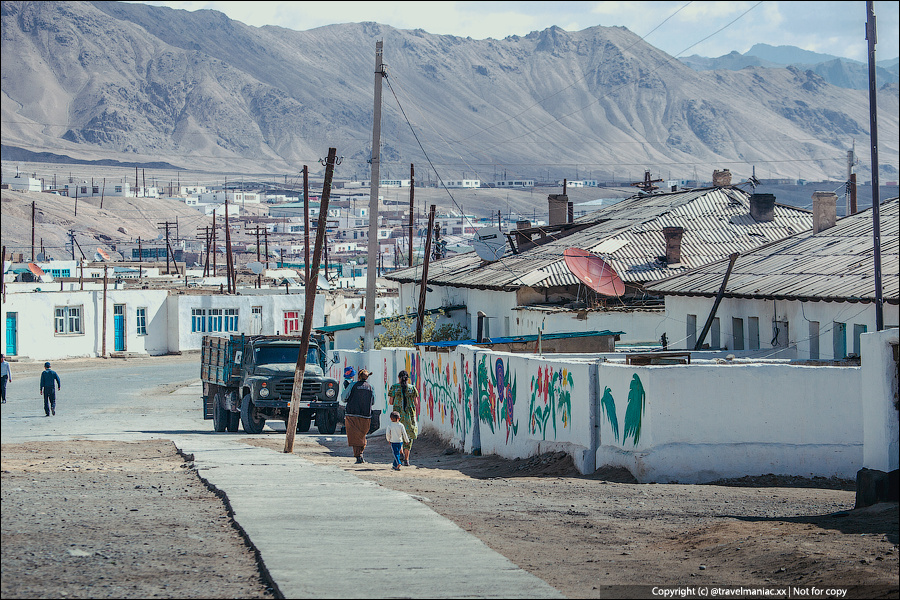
<box><xmin>663</xmin><ymin>226</ymin><xmax>684</xmax><ymax>264</ymax></box>
<box><xmin>749</xmin><ymin>193</ymin><xmax>776</xmax><ymax>222</ymax></box>
<box><xmin>812</xmin><ymin>191</ymin><xmax>837</xmax><ymax>234</ymax></box>
<box><xmin>516</xmin><ymin>220</ymin><xmax>531</xmax><ymax>230</ymax></box>
<box><xmin>567</xmin><ymin>202</ymin><xmax>573</xmax><ymax>224</ymax></box>
<box><xmin>548</xmin><ymin>194</ymin><xmax>568</xmax><ymax>226</ymax></box>
<box><xmin>713</xmin><ymin>169</ymin><xmax>732</xmax><ymax>187</ymax></box>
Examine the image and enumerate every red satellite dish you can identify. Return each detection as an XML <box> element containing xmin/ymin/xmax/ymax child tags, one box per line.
<box><xmin>97</xmin><ymin>247</ymin><xmax>111</xmax><ymax>261</ymax></box>
<box><xmin>27</xmin><ymin>263</ymin><xmax>46</xmax><ymax>278</ymax></box>
<box><xmin>563</xmin><ymin>248</ymin><xmax>625</xmax><ymax>297</ymax></box>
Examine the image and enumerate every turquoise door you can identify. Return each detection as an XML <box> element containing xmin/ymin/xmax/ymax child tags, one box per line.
<box><xmin>113</xmin><ymin>305</ymin><xmax>126</xmax><ymax>352</ymax></box>
<box><xmin>5</xmin><ymin>312</ymin><xmax>17</xmax><ymax>356</ymax></box>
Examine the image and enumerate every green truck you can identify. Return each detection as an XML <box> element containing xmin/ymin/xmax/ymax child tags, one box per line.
<box><xmin>200</xmin><ymin>334</ymin><xmax>341</xmax><ymax>434</ymax></box>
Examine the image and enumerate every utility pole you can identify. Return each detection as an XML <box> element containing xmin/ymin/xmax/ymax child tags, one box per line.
<box><xmin>415</xmin><ymin>205</ymin><xmax>436</xmax><ymax>344</ymax></box>
<box><xmin>304</xmin><ymin>165</ymin><xmax>310</xmax><ymax>285</ymax></box>
<box><xmin>100</xmin><ymin>178</ymin><xmax>106</xmax><ymax>210</ymax></box>
<box><xmin>866</xmin><ymin>0</ymin><xmax>884</xmax><ymax>331</ymax></box>
<box><xmin>409</xmin><ymin>163</ymin><xmax>415</xmax><ymax>267</ymax></box>
<box><xmin>158</xmin><ymin>221</ymin><xmax>177</xmax><ymax>275</ymax></box>
<box><xmin>224</xmin><ymin>179</ymin><xmax>235</xmax><ymax>293</ymax></box>
<box><xmin>137</xmin><ymin>237</ymin><xmax>142</xmax><ymax>278</ymax></box>
<box><xmin>101</xmin><ymin>265</ymin><xmax>108</xmax><ymax>358</ymax></box>
<box><xmin>364</xmin><ymin>39</ymin><xmax>385</xmax><ymax>351</ymax></box>
<box><xmin>31</xmin><ymin>201</ymin><xmax>35</xmax><ymax>262</ymax></box>
<box><xmin>285</xmin><ymin>147</ymin><xmax>338</xmax><ymax>453</ymax></box>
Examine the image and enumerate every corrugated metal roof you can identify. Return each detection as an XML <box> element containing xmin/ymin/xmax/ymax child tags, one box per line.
<box><xmin>387</xmin><ymin>187</ymin><xmax>813</xmax><ymax>291</ymax></box>
<box><xmin>646</xmin><ymin>198</ymin><xmax>899</xmax><ymax>303</ymax></box>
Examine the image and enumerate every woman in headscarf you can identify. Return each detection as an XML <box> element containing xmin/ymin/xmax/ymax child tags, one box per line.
<box><xmin>388</xmin><ymin>370</ymin><xmax>418</xmax><ymax>466</ymax></box>
<box><xmin>344</xmin><ymin>369</ymin><xmax>375</xmax><ymax>464</ymax></box>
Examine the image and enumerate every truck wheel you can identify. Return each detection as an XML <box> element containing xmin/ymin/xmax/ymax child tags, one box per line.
<box><xmin>316</xmin><ymin>409</ymin><xmax>338</xmax><ymax>435</ymax></box>
<box><xmin>297</xmin><ymin>413</ymin><xmax>312</xmax><ymax>433</ymax></box>
<box><xmin>213</xmin><ymin>393</ymin><xmax>227</xmax><ymax>432</ymax></box>
<box><xmin>241</xmin><ymin>394</ymin><xmax>266</xmax><ymax>434</ymax></box>
<box><xmin>226</xmin><ymin>410</ymin><xmax>240</xmax><ymax>432</ymax></box>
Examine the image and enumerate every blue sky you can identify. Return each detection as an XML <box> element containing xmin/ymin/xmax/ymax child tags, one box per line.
<box><xmin>135</xmin><ymin>1</ymin><xmax>899</xmax><ymax>62</ymax></box>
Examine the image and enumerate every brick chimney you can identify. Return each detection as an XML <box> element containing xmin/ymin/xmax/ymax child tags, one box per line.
<box><xmin>749</xmin><ymin>193</ymin><xmax>776</xmax><ymax>222</ymax></box>
<box><xmin>713</xmin><ymin>169</ymin><xmax>732</xmax><ymax>187</ymax></box>
<box><xmin>548</xmin><ymin>194</ymin><xmax>568</xmax><ymax>225</ymax></box>
<box><xmin>663</xmin><ymin>226</ymin><xmax>684</xmax><ymax>264</ymax></box>
<box><xmin>812</xmin><ymin>191</ymin><xmax>837</xmax><ymax>234</ymax></box>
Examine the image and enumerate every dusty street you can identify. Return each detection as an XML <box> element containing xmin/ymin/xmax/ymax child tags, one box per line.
<box><xmin>1</xmin><ymin>356</ymin><xmax>897</xmax><ymax>598</ymax></box>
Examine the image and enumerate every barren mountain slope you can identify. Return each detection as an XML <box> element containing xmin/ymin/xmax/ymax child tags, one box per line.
<box><xmin>2</xmin><ymin>0</ymin><xmax>896</xmax><ymax>181</ymax></box>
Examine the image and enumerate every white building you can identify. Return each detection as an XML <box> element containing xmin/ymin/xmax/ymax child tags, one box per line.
<box><xmin>444</xmin><ymin>180</ymin><xmax>481</xmax><ymax>189</ymax></box>
<box><xmin>1</xmin><ymin>286</ymin><xmax>327</xmax><ymax>360</ymax></box>
<box><xmin>5</xmin><ymin>173</ymin><xmax>42</xmax><ymax>192</ymax></box>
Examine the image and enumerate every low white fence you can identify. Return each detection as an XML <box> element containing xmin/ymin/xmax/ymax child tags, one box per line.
<box><xmin>325</xmin><ymin>329</ymin><xmax>897</xmax><ymax>483</ymax></box>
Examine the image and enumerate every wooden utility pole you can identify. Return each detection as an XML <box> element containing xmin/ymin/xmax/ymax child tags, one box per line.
<box><xmin>409</xmin><ymin>163</ymin><xmax>415</xmax><ymax>267</ymax></box>
<box><xmin>303</xmin><ymin>165</ymin><xmax>310</xmax><ymax>285</ymax></box>
<box><xmin>158</xmin><ymin>221</ymin><xmax>177</xmax><ymax>275</ymax></box>
<box><xmin>101</xmin><ymin>265</ymin><xmax>108</xmax><ymax>358</ymax></box>
<box><xmin>31</xmin><ymin>201</ymin><xmax>35</xmax><ymax>261</ymax></box>
<box><xmin>865</xmin><ymin>0</ymin><xmax>884</xmax><ymax>331</ymax></box>
<box><xmin>285</xmin><ymin>147</ymin><xmax>338</xmax><ymax>453</ymax></box>
<box><xmin>415</xmin><ymin>205</ymin><xmax>436</xmax><ymax>344</ymax></box>
<box><xmin>224</xmin><ymin>180</ymin><xmax>235</xmax><ymax>293</ymax></box>
<box><xmin>100</xmin><ymin>178</ymin><xmax>106</xmax><ymax>210</ymax></box>
<box><xmin>364</xmin><ymin>40</ymin><xmax>385</xmax><ymax>351</ymax></box>
<box><xmin>694</xmin><ymin>253</ymin><xmax>739</xmax><ymax>351</ymax></box>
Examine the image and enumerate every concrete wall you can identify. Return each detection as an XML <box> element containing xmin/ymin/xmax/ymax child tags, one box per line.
<box><xmin>324</xmin><ymin>341</ymin><xmax>892</xmax><ymax>483</ymax></box>
<box><xmin>860</xmin><ymin>329</ymin><xmax>900</xmax><ymax>472</ymax></box>
<box><xmin>512</xmin><ymin>307</ymin><xmax>666</xmax><ymax>345</ymax></box>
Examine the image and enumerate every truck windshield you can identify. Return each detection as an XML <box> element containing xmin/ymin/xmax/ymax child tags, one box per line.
<box><xmin>254</xmin><ymin>345</ymin><xmax>319</xmax><ymax>366</ymax></box>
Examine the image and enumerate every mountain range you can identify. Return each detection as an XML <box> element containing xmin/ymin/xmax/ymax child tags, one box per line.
<box><xmin>680</xmin><ymin>43</ymin><xmax>900</xmax><ymax>91</ymax></box>
<box><xmin>1</xmin><ymin>0</ymin><xmax>898</xmax><ymax>183</ymax></box>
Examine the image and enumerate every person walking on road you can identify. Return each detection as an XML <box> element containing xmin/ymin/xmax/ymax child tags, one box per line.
<box><xmin>388</xmin><ymin>370</ymin><xmax>418</xmax><ymax>466</ymax></box>
<box><xmin>386</xmin><ymin>410</ymin><xmax>410</xmax><ymax>471</ymax></box>
<box><xmin>344</xmin><ymin>369</ymin><xmax>375</xmax><ymax>464</ymax></box>
<box><xmin>39</xmin><ymin>362</ymin><xmax>61</xmax><ymax>416</ymax></box>
<box><xmin>1</xmin><ymin>354</ymin><xmax>11</xmax><ymax>404</ymax></box>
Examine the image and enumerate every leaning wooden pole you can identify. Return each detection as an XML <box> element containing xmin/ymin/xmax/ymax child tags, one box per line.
<box><xmin>694</xmin><ymin>253</ymin><xmax>739</xmax><ymax>351</ymax></box>
<box><xmin>285</xmin><ymin>148</ymin><xmax>338</xmax><ymax>453</ymax></box>
<box><xmin>415</xmin><ymin>204</ymin><xmax>436</xmax><ymax>344</ymax></box>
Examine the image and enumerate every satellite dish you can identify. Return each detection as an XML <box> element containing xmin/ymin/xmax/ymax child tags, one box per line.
<box><xmin>471</xmin><ymin>227</ymin><xmax>507</xmax><ymax>262</ymax></box>
<box><xmin>93</xmin><ymin>252</ymin><xmax>104</xmax><ymax>262</ymax></box>
<box><xmin>28</xmin><ymin>263</ymin><xmax>53</xmax><ymax>283</ymax></box>
<box><xmin>563</xmin><ymin>248</ymin><xmax>625</xmax><ymax>297</ymax></box>
<box><xmin>316</xmin><ymin>272</ymin><xmax>331</xmax><ymax>290</ymax></box>
<box><xmin>97</xmin><ymin>247</ymin><xmax>111</xmax><ymax>261</ymax></box>
<box><xmin>248</xmin><ymin>261</ymin><xmax>264</xmax><ymax>275</ymax></box>
<box><xmin>36</xmin><ymin>252</ymin><xmax>47</xmax><ymax>262</ymax></box>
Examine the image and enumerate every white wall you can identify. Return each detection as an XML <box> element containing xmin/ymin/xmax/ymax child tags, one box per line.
<box><xmin>512</xmin><ymin>307</ymin><xmax>666</xmax><ymax>344</ymax></box>
<box><xmin>860</xmin><ymin>328</ymin><xmax>900</xmax><ymax>472</ymax></box>
<box><xmin>2</xmin><ymin>288</ymin><xmax>169</xmax><ymax>360</ymax></box>
<box><xmin>664</xmin><ymin>295</ymin><xmax>899</xmax><ymax>359</ymax></box>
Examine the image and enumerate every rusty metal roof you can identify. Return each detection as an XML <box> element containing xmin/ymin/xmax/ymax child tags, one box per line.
<box><xmin>387</xmin><ymin>187</ymin><xmax>813</xmax><ymax>292</ymax></box>
<box><xmin>645</xmin><ymin>198</ymin><xmax>899</xmax><ymax>303</ymax></box>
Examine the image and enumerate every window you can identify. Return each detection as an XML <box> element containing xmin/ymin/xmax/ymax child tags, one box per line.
<box><xmin>50</xmin><ymin>269</ymin><xmax>71</xmax><ymax>278</ymax></box>
<box><xmin>686</xmin><ymin>314</ymin><xmax>697</xmax><ymax>349</ymax></box>
<box><xmin>54</xmin><ymin>306</ymin><xmax>83</xmax><ymax>335</ymax></box>
<box><xmin>191</xmin><ymin>308</ymin><xmax>207</xmax><ymax>333</ymax></box>
<box><xmin>283</xmin><ymin>311</ymin><xmax>300</xmax><ymax>335</ymax></box>
<box><xmin>115</xmin><ymin>186</ymin><xmax>122</xmax><ymax>193</ymax></box>
<box><xmin>208</xmin><ymin>309</ymin><xmax>223</xmax><ymax>332</ymax></box>
<box><xmin>732</xmin><ymin>318</ymin><xmax>745</xmax><ymax>350</ymax></box>
<box><xmin>833</xmin><ymin>322</ymin><xmax>847</xmax><ymax>359</ymax></box>
<box><xmin>748</xmin><ymin>317</ymin><xmax>760</xmax><ymax>350</ymax></box>
<box><xmin>136</xmin><ymin>307</ymin><xmax>147</xmax><ymax>336</ymax></box>
<box><xmin>853</xmin><ymin>324</ymin><xmax>867</xmax><ymax>356</ymax></box>
<box><xmin>809</xmin><ymin>321</ymin><xmax>820</xmax><ymax>359</ymax></box>
<box><xmin>224</xmin><ymin>308</ymin><xmax>239</xmax><ymax>332</ymax></box>
<box><xmin>711</xmin><ymin>317</ymin><xmax>720</xmax><ymax>349</ymax></box>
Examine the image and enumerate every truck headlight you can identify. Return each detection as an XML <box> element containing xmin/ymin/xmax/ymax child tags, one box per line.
<box><xmin>259</xmin><ymin>387</ymin><xmax>270</xmax><ymax>398</ymax></box>
<box><xmin>325</xmin><ymin>387</ymin><xmax>336</xmax><ymax>398</ymax></box>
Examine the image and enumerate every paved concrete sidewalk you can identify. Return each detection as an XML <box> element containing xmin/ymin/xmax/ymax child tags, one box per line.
<box><xmin>172</xmin><ymin>435</ymin><xmax>565</xmax><ymax>599</ymax></box>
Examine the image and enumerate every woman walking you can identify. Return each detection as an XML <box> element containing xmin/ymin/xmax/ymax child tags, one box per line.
<box><xmin>388</xmin><ymin>370</ymin><xmax>418</xmax><ymax>466</ymax></box>
<box><xmin>343</xmin><ymin>369</ymin><xmax>375</xmax><ymax>464</ymax></box>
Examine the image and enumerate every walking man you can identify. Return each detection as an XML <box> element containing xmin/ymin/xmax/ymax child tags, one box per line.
<box><xmin>0</xmin><ymin>354</ymin><xmax>11</xmax><ymax>404</ymax></box>
<box><xmin>39</xmin><ymin>362</ymin><xmax>61</xmax><ymax>416</ymax></box>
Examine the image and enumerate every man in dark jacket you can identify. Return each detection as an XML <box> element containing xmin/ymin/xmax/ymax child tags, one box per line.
<box><xmin>343</xmin><ymin>369</ymin><xmax>375</xmax><ymax>464</ymax></box>
<box><xmin>39</xmin><ymin>362</ymin><xmax>61</xmax><ymax>416</ymax></box>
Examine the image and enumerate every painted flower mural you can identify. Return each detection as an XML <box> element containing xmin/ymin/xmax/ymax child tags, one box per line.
<box><xmin>478</xmin><ymin>355</ymin><xmax>518</xmax><ymax>442</ymax></box>
<box><xmin>529</xmin><ymin>364</ymin><xmax>574</xmax><ymax>440</ymax></box>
